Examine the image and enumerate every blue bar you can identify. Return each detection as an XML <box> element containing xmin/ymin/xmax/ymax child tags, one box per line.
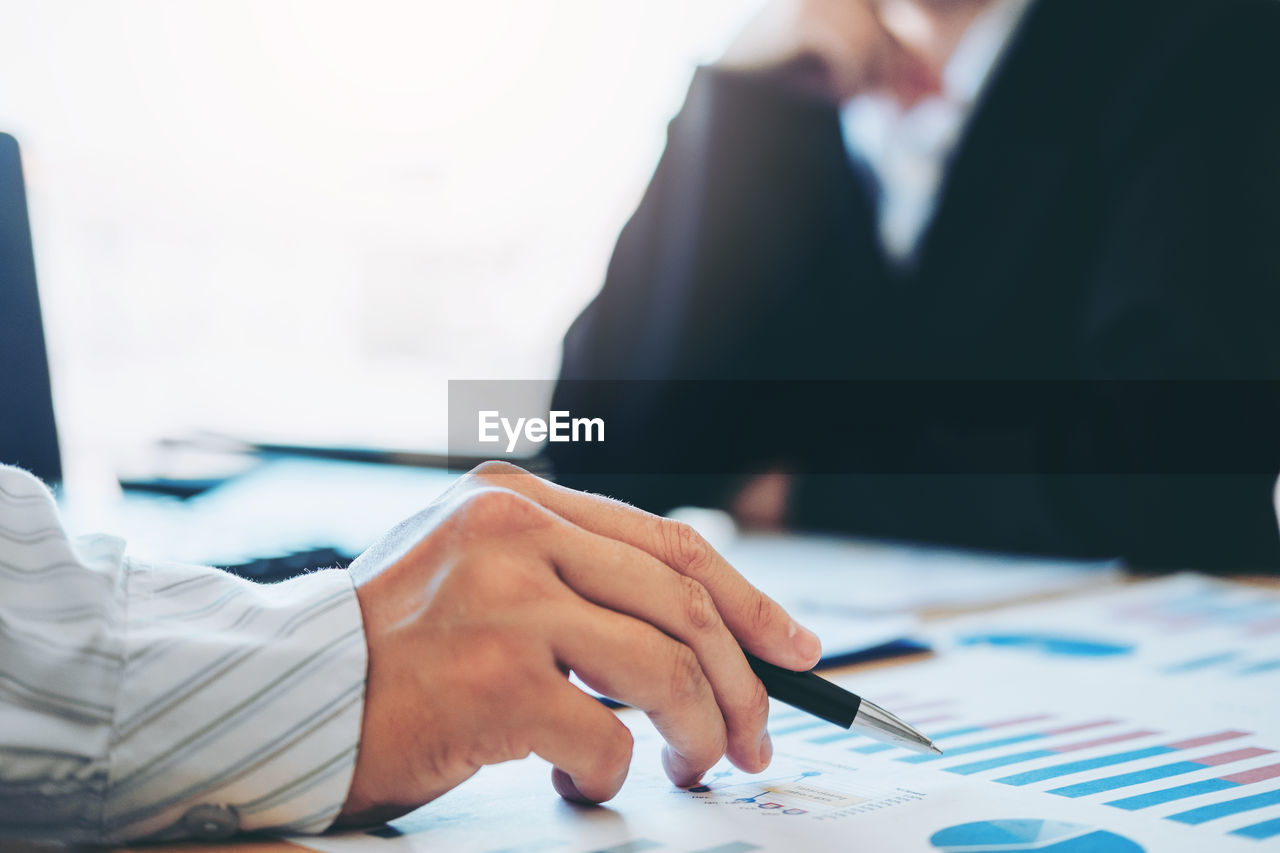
<box><xmin>852</xmin><ymin>743</ymin><xmax>895</xmax><ymax>754</ymax></box>
<box><xmin>1232</xmin><ymin>816</ymin><xmax>1280</xmax><ymax>840</ymax></box>
<box><xmin>1169</xmin><ymin>789</ymin><xmax>1280</xmax><ymax>825</ymax></box>
<box><xmin>996</xmin><ymin>746</ymin><xmax>1173</xmax><ymax>786</ymax></box>
<box><xmin>899</xmin><ymin>734</ymin><xmax>1045</xmax><ymax>764</ymax></box>
<box><xmin>1049</xmin><ymin>761</ymin><xmax>1206</xmax><ymax>797</ymax></box>
<box><xmin>772</xmin><ymin>720</ymin><xmax>828</xmax><ymax>736</ymax></box>
<box><xmin>1162</xmin><ymin>652</ymin><xmax>1238</xmax><ymax>674</ymax></box>
<box><xmin>1106</xmin><ymin>778</ymin><xmax>1238</xmax><ymax>810</ymax></box>
<box><xmin>807</xmin><ymin>730</ymin><xmax>858</xmax><ymax>745</ymax></box>
<box><xmin>1238</xmin><ymin>660</ymin><xmax>1280</xmax><ymax>676</ymax></box>
<box><xmin>947</xmin><ymin>749</ymin><xmax>1056</xmax><ymax>775</ymax></box>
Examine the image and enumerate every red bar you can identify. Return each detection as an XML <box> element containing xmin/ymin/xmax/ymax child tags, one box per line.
<box><xmin>1041</xmin><ymin>719</ymin><xmax>1121</xmax><ymax>737</ymax></box>
<box><xmin>1051</xmin><ymin>730</ymin><xmax>1160</xmax><ymax>754</ymax></box>
<box><xmin>1247</xmin><ymin>617</ymin><xmax>1280</xmax><ymax>636</ymax></box>
<box><xmin>1221</xmin><ymin>762</ymin><xmax>1280</xmax><ymax>785</ymax></box>
<box><xmin>1166</xmin><ymin>731</ymin><xmax>1251</xmax><ymax>749</ymax></box>
<box><xmin>1192</xmin><ymin>748</ymin><xmax>1274</xmax><ymax>767</ymax></box>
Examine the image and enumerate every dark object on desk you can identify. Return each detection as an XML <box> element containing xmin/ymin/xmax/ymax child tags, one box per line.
<box><xmin>820</xmin><ymin>637</ymin><xmax>930</xmax><ymax>670</ymax></box>
<box><xmin>551</xmin><ymin>0</ymin><xmax>1280</xmax><ymax>570</ymax></box>
<box><xmin>116</xmin><ymin>444</ymin><xmax>263</xmax><ymax>499</ymax></box>
<box><xmin>0</xmin><ymin>132</ymin><xmax>62</xmax><ymax>485</ymax></box>
<box><xmin>118</xmin><ymin>475</ymin><xmax>238</xmax><ymax>500</ymax></box>
<box><xmin>165</xmin><ymin>432</ymin><xmax>552</xmax><ymax>477</ymax></box>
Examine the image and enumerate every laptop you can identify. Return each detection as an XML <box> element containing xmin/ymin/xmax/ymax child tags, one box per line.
<box><xmin>0</xmin><ymin>132</ymin><xmax>61</xmax><ymax>484</ymax></box>
<box><xmin>0</xmin><ymin>131</ymin><xmax>453</xmax><ymax>575</ymax></box>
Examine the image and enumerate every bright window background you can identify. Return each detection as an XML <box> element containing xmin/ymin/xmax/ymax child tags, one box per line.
<box><xmin>0</xmin><ymin>0</ymin><xmax>760</xmax><ymax>480</ymax></box>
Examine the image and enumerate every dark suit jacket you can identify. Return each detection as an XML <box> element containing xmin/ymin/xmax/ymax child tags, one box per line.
<box><xmin>551</xmin><ymin>0</ymin><xmax>1280</xmax><ymax>570</ymax></box>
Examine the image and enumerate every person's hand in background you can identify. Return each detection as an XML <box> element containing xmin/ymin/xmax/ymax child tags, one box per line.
<box><xmin>731</xmin><ymin>470</ymin><xmax>794</xmax><ymax>532</ymax></box>
<box><xmin>337</xmin><ymin>462</ymin><xmax>822</xmax><ymax>827</ymax></box>
<box><xmin>717</xmin><ymin>0</ymin><xmax>991</xmax><ymax>105</ymax></box>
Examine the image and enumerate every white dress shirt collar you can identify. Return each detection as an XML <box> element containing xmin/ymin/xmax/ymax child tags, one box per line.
<box><xmin>840</xmin><ymin>0</ymin><xmax>1034</xmax><ymax>267</ymax></box>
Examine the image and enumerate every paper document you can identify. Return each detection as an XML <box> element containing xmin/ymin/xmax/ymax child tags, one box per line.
<box><xmin>923</xmin><ymin>573</ymin><xmax>1280</xmax><ymax>674</ymax></box>
<box><xmin>301</xmin><ymin>576</ymin><xmax>1280</xmax><ymax>852</ymax></box>
<box><xmin>713</xmin><ymin>532</ymin><xmax>1119</xmax><ymax>659</ymax></box>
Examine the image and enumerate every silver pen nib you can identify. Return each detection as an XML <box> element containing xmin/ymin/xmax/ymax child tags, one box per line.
<box><xmin>850</xmin><ymin>698</ymin><xmax>943</xmax><ymax>755</ymax></box>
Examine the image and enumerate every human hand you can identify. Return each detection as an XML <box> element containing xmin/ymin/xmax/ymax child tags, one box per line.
<box><xmin>731</xmin><ymin>471</ymin><xmax>793</xmax><ymax>531</ymax></box>
<box><xmin>337</xmin><ymin>462</ymin><xmax>821</xmax><ymax>826</ymax></box>
<box><xmin>717</xmin><ymin>0</ymin><xmax>941</xmax><ymax>104</ymax></box>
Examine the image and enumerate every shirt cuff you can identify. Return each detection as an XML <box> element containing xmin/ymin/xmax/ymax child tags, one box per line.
<box><xmin>103</xmin><ymin>562</ymin><xmax>367</xmax><ymax>843</ymax></box>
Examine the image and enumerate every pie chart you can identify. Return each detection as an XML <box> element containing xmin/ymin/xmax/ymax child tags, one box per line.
<box><xmin>930</xmin><ymin>819</ymin><xmax>1144</xmax><ymax>852</ymax></box>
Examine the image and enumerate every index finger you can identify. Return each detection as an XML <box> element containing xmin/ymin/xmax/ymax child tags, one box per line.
<box><xmin>468</xmin><ymin>463</ymin><xmax>822</xmax><ymax>670</ymax></box>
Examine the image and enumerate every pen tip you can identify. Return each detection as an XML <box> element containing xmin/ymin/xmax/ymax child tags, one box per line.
<box><xmin>929</xmin><ymin>743</ymin><xmax>943</xmax><ymax>756</ymax></box>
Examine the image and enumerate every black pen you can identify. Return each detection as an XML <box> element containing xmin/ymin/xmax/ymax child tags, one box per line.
<box><xmin>745</xmin><ymin>653</ymin><xmax>942</xmax><ymax>755</ymax></box>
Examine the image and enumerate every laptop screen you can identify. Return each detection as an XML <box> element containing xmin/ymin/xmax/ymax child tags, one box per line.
<box><xmin>0</xmin><ymin>132</ymin><xmax>62</xmax><ymax>484</ymax></box>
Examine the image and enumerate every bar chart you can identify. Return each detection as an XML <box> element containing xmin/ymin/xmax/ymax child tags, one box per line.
<box><xmin>1107</xmin><ymin>762</ymin><xmax>1280</xmax><ymax>811</ymax></box>
<box><xmin>761</xmin><ymin>640</ymin><xmax>1280</xmax><ymax>843</ymax></box>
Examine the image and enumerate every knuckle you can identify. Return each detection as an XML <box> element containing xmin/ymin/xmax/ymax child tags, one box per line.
<box><xmin>501</xmin><ymin>561</ymin><xmax>558</xmax><ymax>605</ymax></box>
<box><xmin>496</xmin><ymin>736</ymin><xmax>533</xmax><ymax>764</ymax></box>
<box><xmin>478</xmin><ymin>555</ymin><xmax>547</xmax><ymax>601</ymax></box>
<box><xmin>680</xmin><ymin>729</ymin><xmax>727</xmax><ymax>776</ymax></box>
<box><xmin>455</xmin><ymin>547</ymin><xmax>557</xmax><ymax>607</ymax></box>
<box><xmin>463</xmin><ymin>635</ymin><xmax>545</xmax><ymax>710</ymax></box>
<box><xmin>471</xmin><ymin>459</ymin><xmax>529</xmax><ymax>483</ymax></box>
<box><xmin>748</xmin><ymin>592</ymin><xmax>779</xmax><ymax>636</ymax></box>
<box><xmin>474</xmin><ymin>730</ymin><xmax>531</xmax><ymax>766</ymax></box>
<box><xmin>460</xmin><ymin>633</ymin><xmax>517</xmax><ymax>691</ymax></box>
<box><xmin>657</xmin><ymin>518</ymin><xmax>713</xmax><ymax>575</ymax></box>
<box><xmin>595</xmin><ymin>727</ymin><xmax>635</xmax><ymax>777</ymax></box>
<box><xmin>667</xmin><ymin>644</ymin><xmax>707</xmax><ymax>707</ymax></box>
<box><xmin>680</xmin><ymin>576</ymin><xmax>721</xmax><ymax>632</ymax></box>
<box><xmin>456</xmin><ymin>487</ymin><xmax>548</xmax><ymax>533</ymax></box>
<box><xmin>464</xmin><ymin>486</ymin><xmax>527</xmax><ymax>518</ymax></box>
<box><xmin>709</xmin><ymin>727</ymin><xmax>730</xmax><ymax>762</ymax></box>
<box><xmin>745</xmin><ymin>675</ymin><xmax>771</xmax><ymax>727</ymax></box>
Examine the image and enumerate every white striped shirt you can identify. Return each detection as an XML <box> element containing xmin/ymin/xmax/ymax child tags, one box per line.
<box><xmin>0</xmin><ymin>464</ymin><xmax>367</xmax><ymax>843</ymax></box>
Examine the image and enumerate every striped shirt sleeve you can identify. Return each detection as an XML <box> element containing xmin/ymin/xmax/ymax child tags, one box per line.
<box><xmin>0</xmin><ymin>465</ymin><xmax>367</xmax><ymax>843</ymax></box>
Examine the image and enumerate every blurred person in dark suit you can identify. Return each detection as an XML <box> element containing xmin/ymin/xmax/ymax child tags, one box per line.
<box><xmin>551</xmin><ymin>0</ymin><xmax>1280</xmax><ymax>570</ymax></box>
